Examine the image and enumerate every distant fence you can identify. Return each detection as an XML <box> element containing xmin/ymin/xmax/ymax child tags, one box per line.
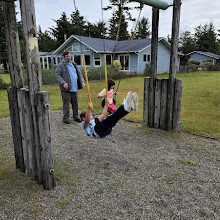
<box><xmin>179</xmin><ymin>65</ymin><xmax>197</xmax><ymax>73</ymax></box>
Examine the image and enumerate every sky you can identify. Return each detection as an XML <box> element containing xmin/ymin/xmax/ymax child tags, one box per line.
<box><xmin>15</xmin><ymin>0</ymin><xmax>220</xmax><ymax>38</ymax></box>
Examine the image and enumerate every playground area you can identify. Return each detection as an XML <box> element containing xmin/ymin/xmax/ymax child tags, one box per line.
<box><xmin>1</xmin><ymin>0</ymin><xmax>220</xmax><ymax>218</ymax></box>
<box><xmin>0</xmin><ymin>110</ymin><xmax>220</xmax><ymax>219</ymax></box>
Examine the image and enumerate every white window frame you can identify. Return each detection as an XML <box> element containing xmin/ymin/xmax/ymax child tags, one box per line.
<box><xmin>119</xmin><ymin>54</ymin><xmax>130</xmax><ymax>71</ymax></box>
<box><xmin>93</xmin><ymin>53</ymin><xmax>101</xmax><ymax>67</ymax></box>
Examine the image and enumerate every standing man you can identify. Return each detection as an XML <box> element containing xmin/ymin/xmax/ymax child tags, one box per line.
<box><xmin>56</xmin><ymin>50</ymin><xmax>85</xmax><ymax>124</ymax></box>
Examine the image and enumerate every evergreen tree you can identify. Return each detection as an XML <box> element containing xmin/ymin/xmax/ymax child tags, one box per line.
<box><xmin>135</xmin><ymin>17</ymin><xmax>150</xmax><ymax>39</ymax></box>
<box><xmin>0</xmin><ymin>7</ymin><xmax>7</xmax><ymax>71</ymax></box>
<box><xmin>50</xmin><ymin>12</ymin><xmax>72</xmax><ymax>45</ymax></box>
<box><xmin>194</xmin><ymin>22</ymin><xmax>220</xmax><ymax>54</ymax></box>
<box><xmin>179</xmin><ymin>31</ymin><xmax>197</xmax><ymax>54</ymax></box>
<box><xmin>86</xmin><ymin>21</ymin><xmax>107</xmax><ymax>39</ymax></box>
<box><xmin>70</xmin><ymin>9</ymin><xmax>87</xmax><ymax>36</ymax></box>
<box><xmin>38</xmin><ymin>25</ymin><xmax>57</xmax><ymax>52</ymax></box>
<box><xmin>105</xmin><ymin>0</ymin><xmax>131</xmax><ymax>40</ymax></box>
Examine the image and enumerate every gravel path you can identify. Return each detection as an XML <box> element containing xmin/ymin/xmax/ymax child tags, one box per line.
<box><xmin>0</xmin><ymin>110</ymin><xmax>220</xmax><ymax>219</ymax></box>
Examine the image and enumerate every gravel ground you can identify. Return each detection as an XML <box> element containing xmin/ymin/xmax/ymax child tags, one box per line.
<box><xmin>0</xmin><ymin>110</ymin><xmax>220</xmax><ymax>220</ymax></box>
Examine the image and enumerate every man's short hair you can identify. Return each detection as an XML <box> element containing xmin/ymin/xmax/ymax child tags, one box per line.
<box><xmin>63</xmin><ymin>50</ymin><xmax>70</xmax><ymax>57</ymax></box>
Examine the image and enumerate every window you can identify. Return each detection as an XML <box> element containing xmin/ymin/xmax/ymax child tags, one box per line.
<box><xmin>143</xmin><ymin>54</ymin><xmax>151</xmax><ymax>62</ymax></box>
<box><xmin>74</xmin><ymin>55</ymin><xmax>81</xmax><ymax>65</ymax></box>
<box><xmin>106</xmin><ymin>54</ymin><xmax>112</xmax><ymax>65</ymax></box>
<box><xmin>94</xmin><ymin>54</ymin><xmax>101</xmax><ymax>66</ymax></box>
<box><xmin>85</xmin><ymin>55</ymin><xmax>90</xmax><ymax>66</ymax></box>
<box><xmin>119</xmin><ymin>55</ymin><xmax>129</xmax><ymax>70</ymax></box>
<box><xmin>72</xmin><ymin>43</ymin><xmax>81</xmax><ymax>51</ymax></box>
<box><xmin>53</xmin><ymin>57</ymin><xmax>56</xmax><ymax>65</ymax></box>
<box><xmin>57</xmin><ymin>57</ymin><xmax>61</xmax><ymax>64</ymax></box>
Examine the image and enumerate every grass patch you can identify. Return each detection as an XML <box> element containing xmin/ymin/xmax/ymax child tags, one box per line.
<box><xmin>97</xmin><ymin>186</ymin><xmax>104</xmax><ymax>193</ymax></box>
<box><xmin>0</xmin><ymin>71</ymin><xmax>219</xmax><ymax>137</ymax></box>
<box><xmin>177</xmin><ymin>158</ymin><xmax>198</xmax><ymax>167</ymax></box>
<box><xmin>54</xmin><ymin>199</ymin><xmax>69</xmax><ymax>208</ymax></box>
<box><xmin>0</xmin><ymin>73</ymin><xmax>11</xmax><ymax>84</ymax></box>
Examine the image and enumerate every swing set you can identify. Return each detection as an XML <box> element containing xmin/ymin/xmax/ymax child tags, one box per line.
<box><xmin>1</xmin><ymin>0</ymin><xmax>182</xmax><ymax>190</ymax></box>
<box><xmin>73</xmin><ymin>0</ymin><xmax>144</xmax><ymax>106</ymax></box>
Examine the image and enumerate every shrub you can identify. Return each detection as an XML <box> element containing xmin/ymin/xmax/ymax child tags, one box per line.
<box><xmin>211</xmin><ymin>64</ymin><xmax>218</xmax><ymax>71</ymax></box>
<box><xmin>41</xmin><ymin>69</ymin><xmax>57</xmax><ymax>85</ymax></box>
<box><xmin>143</xmin><ymin>63</ymin><xmax>151</xmax><ymax>76</ymax></box>
<box><xmin>201</xmin><ymin>61</ymin><xmax>213</xmax><ymax>71</ymax></box>
<box><xmin>187</xmin><ymin>60</ymin><xmax>200</xmax><ymax>66</ymax></box>
<box><xmin>23</xmin><ymin>69</ymin><xmax>57</xmax><ymax>86</ymax></box>
<box><xmin>81</xmin><ymin>65</ymin><xmax>138</xmax><ymax>81</ymax></box>
<box><xmin>81</xmin><ymin>66</ymin><xmax>108</xmax><ymax>81</ymax></box>
<box><xmin>112</xmin><ymin>60</ymin><xmax>121</xmax><ymax>71</ymax></box>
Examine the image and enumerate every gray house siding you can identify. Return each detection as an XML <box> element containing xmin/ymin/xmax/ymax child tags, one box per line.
<box><xmin>189</xmin><ymin>53</ymin><xmax>216</xmax><ymax>64</ymax></box>
<box><xmin>137</xmin><ymin>42</ymin><xmax>174</xmax><ymax>74</ymax></box>
<box><xmin>129</xmin><ymin>53</ymin><xmax>138</xmax><ymax>72</ymax></box>
<box><xmin>138</xmin><ymin>47</ymin><xmax>151</xmax><ymax>74</ymax></box>
<box><xmin>157</xmin><ymin>42</ymin><xmax>172</xmax><ymax>73</ymax></box>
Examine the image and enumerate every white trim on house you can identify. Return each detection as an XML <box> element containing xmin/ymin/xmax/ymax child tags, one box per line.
<box><xmin>138</xmin><ymin>45</ymin><xmax>151</xmax><ymax>53</ymax></box>
<box><xmin>136</xmin><ymin>52</ymin><xmax>139</xmax><ymax>73</ymax></box>
<box><xmin>72</xmin><ymin>36</ymin><xmax>98</xmax><ymax>53</ymax></box>
<box><xmin>187</xmin><ymin>51</ymin><xmax>220</xmax><ymax>60</ymax></box>
<box><xmin>53</xmin><ymin>36</ymin><xmax>73</xmax><ymax>55</ymax></box>
<box><xmin>138</xmin><ymin>37</ymin><xmax>170</xmax><ymax>53</ymax></box>
<box><xmin>53</xmin><ymin>35</ymin><xmax>98</xmax><ymax>55</ymax></box>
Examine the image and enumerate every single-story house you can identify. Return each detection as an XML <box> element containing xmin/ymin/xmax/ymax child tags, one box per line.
<box><xmin>187</xmin><ymin>51</ymin><xmax>220</xmax><ymax>66</ymax></box>
<box><xmin>40</xmin><ymin>35</ymin><xmax>180</xmax><ymax>74</ymax></box>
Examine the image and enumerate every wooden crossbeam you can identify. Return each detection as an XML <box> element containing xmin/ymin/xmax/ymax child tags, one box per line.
<box><xmin>129</xmin><ymin>0</ymin><xmax>169</xmax><ymax>10</ymax></box>
<box><xmin>0</xmin><ymin>0</ymin><xmax>17</xmax><ymax>2</ymax></box>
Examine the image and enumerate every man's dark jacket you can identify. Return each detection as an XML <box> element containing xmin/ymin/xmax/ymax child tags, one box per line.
<box><xmin>55</xmin><ymin>60</ymin><xmax>85</xmax><ymax>92</ymax></box>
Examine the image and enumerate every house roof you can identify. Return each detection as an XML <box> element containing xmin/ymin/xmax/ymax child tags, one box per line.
<box><xmin>53</xmin><ymin>35</ymin><xmax>170</xmax><ymax>55</ymax></box>
<box><xmin>188</xmin><ymin>51</ymin><xmax>220</xmax><ymax>60</ymax></box>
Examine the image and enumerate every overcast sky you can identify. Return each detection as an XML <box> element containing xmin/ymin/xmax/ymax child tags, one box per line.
<box><xmin>15</xmin><ymin>0</ymin><xmax>220</xmax><ymax>38</ymax></box>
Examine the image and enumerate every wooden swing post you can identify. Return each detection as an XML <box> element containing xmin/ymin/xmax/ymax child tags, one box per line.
<box><xmin>1</xmin><ymin>0</ymin><xmax>56</xmax><ymax>189</ymax></box>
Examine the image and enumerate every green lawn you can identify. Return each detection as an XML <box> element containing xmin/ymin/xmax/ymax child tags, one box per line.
<box><xmin>0</xmin><ymin>73</ymin><xmax>11</xmax><ymax>84</ymax></box>
<box><xmin>0</xmin><ymin>71</ymin><xmax>219</xmax><ymax>137</ymax></box>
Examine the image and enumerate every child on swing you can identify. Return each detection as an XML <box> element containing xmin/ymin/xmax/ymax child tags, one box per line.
<box><xmin>80</xmin><ymin>91</ymin><xmax>139</xmax><ymax>138</ymax></box>
<box><xmin>97</xmin><ymin>79</ymin><xmax>117</xmax><ymax>114</ymax></box>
